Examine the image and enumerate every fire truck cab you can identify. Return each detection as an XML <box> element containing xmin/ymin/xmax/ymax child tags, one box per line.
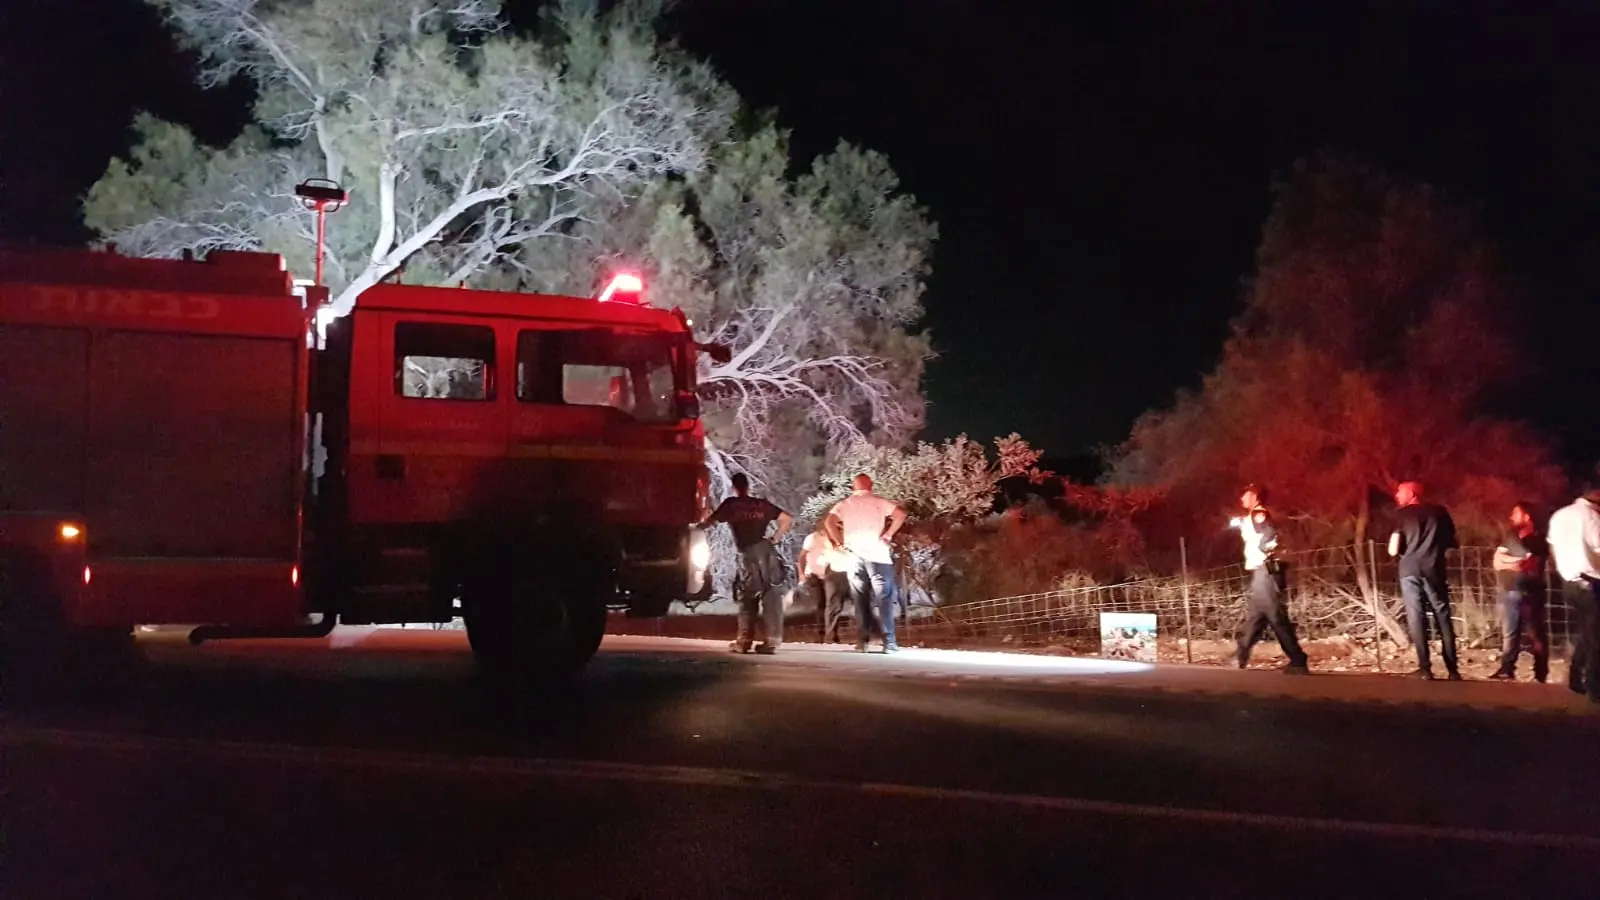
<box><xmin>0</xmin><ymin>246</ymin><xmax>715</xmax><ymax>689</ymax></box>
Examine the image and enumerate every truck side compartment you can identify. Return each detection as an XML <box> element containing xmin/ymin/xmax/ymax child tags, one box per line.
<box><xmin>0</xmin><ymin>248</ymin><xmax>311</xmax><ymax>629</ymax></box>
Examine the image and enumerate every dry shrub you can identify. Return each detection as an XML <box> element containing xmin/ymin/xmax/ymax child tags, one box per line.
<box><xmin>934</xmin><ymin>507</ymin><xmax>1111</xmax><ymax>607</ymax></box>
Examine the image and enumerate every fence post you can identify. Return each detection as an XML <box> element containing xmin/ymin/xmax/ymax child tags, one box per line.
<box><xmin>1180</xmin><ymin>537</ymin><xmax>1194</xmax><ymax>664</ymax></box>
<box><xmin>1368</xmin><ymin>539</ymin><xmax>1382</xmax><ymax>673</ymax></box>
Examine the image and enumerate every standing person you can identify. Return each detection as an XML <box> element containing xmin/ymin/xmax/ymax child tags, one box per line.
<box><xmin>1547</xmin><ymin>484</ymin><xmax>1600</xmax><ymax>703</ymax></box>
<box><xmin>1230</xmin><ymin>485</ymin><xmax>1310</xmax><ymax>673</ymax></box>
<box><xmin>798</xmin><ymin>524</ymin><xmax>850</xmax><ymax>643</ymax></box>
<box><xmin>1387</xmin><ymin>481</ymin><xmax>1462</xmax><ymax>681</ymax></box>
<box><xmin>1489</xmin><ymin>501</ymin><xmax>1550</xmax><ymax>683</ymax></box>
<box><xmin>698</xmin><ymin>473</ymin><xmax>793</xmax><ymax>655</ymax></box>
<box><xmin>826</xmin><ymin>474</ymin><xmax>907</xmax><ymax>654</ymax></box>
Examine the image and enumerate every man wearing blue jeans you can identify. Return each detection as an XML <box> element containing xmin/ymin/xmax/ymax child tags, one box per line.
<box><xmin>1387</xmin><ymin>480</ymin><xmax>1462</xmax><ymax>681</ymax></box>
<box><xmin>826</xmin><ymin>474</ymin><xmax>908</xmax><ymax>653</ymax></box>
<box><xmin>1489</xmin><ymin>501</ymin><xmax>1549</xmax><ymax>683</ymax></box>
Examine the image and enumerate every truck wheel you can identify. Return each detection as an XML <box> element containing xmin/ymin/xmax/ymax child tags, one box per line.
<box><xmin>464</xmin><ymin>567</ymin><xmax>607</xmax><ymax>685</ymax></box>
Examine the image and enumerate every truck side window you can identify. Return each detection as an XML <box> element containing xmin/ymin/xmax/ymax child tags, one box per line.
<box><xmin>516</xmin><ymin>329</ymin><xmax>677</xmax><ymax>422</ymax></box>
<box><xmin>394</xmin><ymin>322</ymin><xmax>496</xmax><ymax>400</ymax></box>
<box><xmin>520</xmin><ymin>331</ymin><xmax>619</xmax><ymax>408</ymax></box>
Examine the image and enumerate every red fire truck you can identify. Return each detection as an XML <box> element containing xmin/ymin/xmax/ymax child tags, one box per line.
<box><xmin>0</xmin><ymin>245</ymin><xmax>717</xmax><ymax>688</ymax></box>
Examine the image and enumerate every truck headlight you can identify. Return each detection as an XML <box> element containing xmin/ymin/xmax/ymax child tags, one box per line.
<box><xmin>688</xmin><ymin>528</ymin><xmax>711</xmax><ymax>571</ymax></box>
<box><xmin>686</xmin><ymin>527</ymin><xmax>711</xmax><ymax>595</ymax></box>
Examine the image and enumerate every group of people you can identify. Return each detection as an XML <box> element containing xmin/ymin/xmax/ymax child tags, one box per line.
<box><xmin>697</xmin><ymin>473</ymin><xmax>907</xmax><ymax>655</ymax></box>
<box><xmin>699</xmin><ymin>467</ymin><xmax>1600</xmax><ymax>696</ymax></box>
<box><xmin>1232</xmin><ymin>478</ymin><xmax>1600</xmax><ymax>699</ymax></box>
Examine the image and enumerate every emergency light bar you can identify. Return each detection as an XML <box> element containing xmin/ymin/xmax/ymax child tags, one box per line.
<box><xmin>598</xmin><ymin>273</ymin><xmax>645</xmax><ymax>303</ymax></box>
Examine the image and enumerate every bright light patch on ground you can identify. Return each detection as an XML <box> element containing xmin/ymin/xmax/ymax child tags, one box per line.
<box><xmin>884</xmin><ymin>647</ymin><xmax>1153</xmax><ymax>674</ymax></box>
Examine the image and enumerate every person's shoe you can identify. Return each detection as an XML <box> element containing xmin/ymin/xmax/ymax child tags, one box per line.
<box><xmin>1488</xmin><ymin>670</ymin><xmax>1515</xmax><ymax>681</ymax></box>
<box><xmin>882</xmin><ymin>643</ymin><xmax>900</xmax><ymax>654</ymax></box>
<box><xmin>1282</xmin><ymin>662</ymin><xmax>1310</xmax><ymax>675</ymax></box>
<box><xmin>1569</xmin><ymin>680</ymin><xmax>1588</xmax><ymax>696</ymax></box>
<box><xmin>1405</xmin><ymin>668</ymin><xmax>1435</xmax><ymax>680</ymax></box>
<box><xmin>1446</xmin><ymin>670</ymin><xmax>1464</xmax><ymax>682</ymax></box>
<box><xmin>1534</xmin><ymin>673</ymin><xmax>1548</xmax><ymax>684</ymax></box>
<box><xmin>753</xmin><ymin>643</ymin><xmax>777</xmax><ymax>655</ymax></box>
<box><xmin>1235</xmin><ymin>654</ymin><xmax>1250</xmax><ymax>670</ymax></box>
<box><xmin>854</xmin><ymin>642</ymin><xmax>869</xmax><ymax>653</ymax></box>
<box><xmin>728</xmin><ymin>641</ymin><xmax>751</xmax><ymax>654</ymax></box>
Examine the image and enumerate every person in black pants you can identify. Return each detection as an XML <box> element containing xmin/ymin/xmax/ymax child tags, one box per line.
<box><xmin>1489</xmin><ymin>501</ymin><xmax>1550</xmax><ymax>683</ymax></box>
<box><xmin>797</xmin><ymin>524</ymin><xmax>850</xmax><ymax>643</ymax></box>
<box><xmin>1387</xmin><ymin>480</ymin><xmax>1462</xmax><ymax>681</ymax></box>
<box><xmin>1231</xmin><ymin>484</ymin><xmax>1310</xmax><ymax>673</ymax></box>
<box><xmin>1547</xmin><ymin>486</ymin><xmax>1600</xmax><ymax>703</ymax></box>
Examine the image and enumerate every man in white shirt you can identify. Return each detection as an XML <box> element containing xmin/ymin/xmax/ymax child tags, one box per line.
<box><xmin>798</xmin><ymin>525</ymin><xmax>850</xmax><ymax>643</ymax></box>
<box><xmin>825</xmin><ymin>474</ymin><xmax>908</xmax><ymax>653</ymax></box>
<box><xmin>1230</xmin><ymin>484</ymin><xmax>1309</xmax><ymax>673</ymax></box>
<box><xmin>1547</xmin><ymin>484</ymin><xmax>1600</xmax><ymax>702</ymax></box>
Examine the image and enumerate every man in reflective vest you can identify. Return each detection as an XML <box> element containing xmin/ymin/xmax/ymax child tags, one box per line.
<box><xmin>1231</xmin><ymin>484</ymin><xmax>1310</xmax><ymax>673</ymax></box>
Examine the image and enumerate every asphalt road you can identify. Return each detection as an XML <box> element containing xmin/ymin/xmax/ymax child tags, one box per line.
<box><xmin>5</xmin><ymin>632</ymin><xmax>1598</xmax><ymax>899</ymax></box>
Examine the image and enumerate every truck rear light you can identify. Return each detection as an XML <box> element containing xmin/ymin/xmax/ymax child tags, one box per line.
<box><xmin>291</xmin><ymin>564</ymin><xmax>300</xmax><ymax>587</ymax></box>
<box><xmin>82</xmin><ymin>566</ymin><xmax>93</xmax><ymax>585</ymax></box>
<box><xmin>696</xmin><ymin>469</ymin><xmax>710</xmax><ymax>515</ymax></box>
<box><xmin>58</xmin><ymin>522</ymin><xmax>83</xmax><ymax>541</ymax></box>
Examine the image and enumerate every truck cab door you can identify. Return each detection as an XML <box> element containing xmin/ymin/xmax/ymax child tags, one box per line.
<box><xmin>347</xmin><ymin>312</ymin><xmax>508</xmax><ymax>526</ymax></box>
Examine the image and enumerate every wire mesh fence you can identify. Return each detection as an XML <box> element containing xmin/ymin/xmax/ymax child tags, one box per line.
<box><xmin>887</xmin><ymin>543</ymin><xmax>1576</xmax><ymax>673</ymax></box>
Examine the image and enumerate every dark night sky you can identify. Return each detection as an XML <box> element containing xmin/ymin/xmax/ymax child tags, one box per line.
<box><xmin>4</xmin><ymin>0</ymin><xmax>1598</xmax><ymax>468</ymax></box>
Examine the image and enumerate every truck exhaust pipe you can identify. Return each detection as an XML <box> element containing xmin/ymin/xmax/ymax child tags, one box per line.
<box><xmin>187</xmin><ymin>614</ymin><xmax>338</xmax><ymax>646</ymax></box>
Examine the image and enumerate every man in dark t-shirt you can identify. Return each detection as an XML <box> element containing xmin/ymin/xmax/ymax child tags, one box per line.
<box><xmin>1490</xmin><ymin>502</ymin><xmax>1550</xmax><ymax>682</ymax></box>
<box><xmin>1387</xmin><ymin>481</ymin><xmax>1462</xmax><ymax>680</ymax></box>
<box><xmin>699</xmin><ymin>473</ymin><xmax>793</xmax><ymax>654</ymax></box>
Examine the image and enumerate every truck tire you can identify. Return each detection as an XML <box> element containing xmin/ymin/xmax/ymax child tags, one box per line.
<box><xmin>1</xmin><ymin>551</ymin><xmax>135</xmax><ymax>702</ymax></box>
<box><xmin>463</xmin><ymin>565</ymin><xmax>607</xmax><ymax>686</ymax></box>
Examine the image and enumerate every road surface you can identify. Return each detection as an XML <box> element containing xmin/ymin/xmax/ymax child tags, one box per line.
<box><xmin>5</xmin><ymin>630</ymin><xmax>1598</xmax><ymax>899</ymax></box>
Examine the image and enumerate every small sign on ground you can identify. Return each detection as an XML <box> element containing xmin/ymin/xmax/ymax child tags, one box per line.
<box><xmin>1100</xmin><ymin>612</ymin><xmax>1158</xmax><ymax>663</ymax></box>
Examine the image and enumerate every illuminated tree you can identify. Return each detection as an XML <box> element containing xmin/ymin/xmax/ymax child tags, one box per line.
<box><xmin>85</xmin><ymin>2</ymin><xmax>934</xmax><ymax>499</ymax></box>
<box><xmin>83</xmin><ymin>0</ymin><xmax>734</xmax><ymax>316</ymax></box>
<box><xmin>1108</xmin><ymin>154</ymin><xmax>1565</xmax><ymax>640</ymax></box>
<box><xmin>522</xmin><ymin>124</ymin><xmax>937</xmax><ymax>509</ymax></box>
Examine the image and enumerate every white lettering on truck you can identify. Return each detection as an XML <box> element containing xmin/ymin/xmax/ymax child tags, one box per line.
<box><xmin>24</xmin><ymin>285</ymin><xmax>221</xmax><ymax>321</ymax></box>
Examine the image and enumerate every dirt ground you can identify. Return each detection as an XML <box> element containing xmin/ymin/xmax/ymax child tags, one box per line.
<box><xmin>606</xmin><ymin>613</ymin><xmax>1570</xmax><ymax>683</ymax></box>
<box><xmin>1163</xmin><ymin>635</ymin><xmax>1568</xmax><ymax>683</ymax></box>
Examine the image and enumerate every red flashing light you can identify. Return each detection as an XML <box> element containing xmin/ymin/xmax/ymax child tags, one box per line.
<box><xmin>598</xmin><ymin>273</ymin><xmax>645</xmax><ymax>303</ymax></box>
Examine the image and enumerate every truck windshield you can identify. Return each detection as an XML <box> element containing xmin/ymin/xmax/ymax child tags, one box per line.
<box><xmin>516</xmin><ymin>328</ymin><xmax>683</xmax><ymax>423</ymax></box>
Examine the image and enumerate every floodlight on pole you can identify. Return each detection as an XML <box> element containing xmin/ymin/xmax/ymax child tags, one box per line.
<box><xmin>294</xmin><ymin>178</ymin><xmax>349</xmax><ymax>287</ymax></box>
